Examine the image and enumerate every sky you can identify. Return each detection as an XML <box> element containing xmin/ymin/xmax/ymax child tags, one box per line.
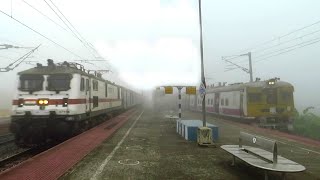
<box><xmin>0</xmin><ymin>0</ymin><xmax>320</xmax><ymax>113</ymax></box>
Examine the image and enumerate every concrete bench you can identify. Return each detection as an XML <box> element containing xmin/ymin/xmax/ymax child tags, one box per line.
<box><xmin>176</xmin><ymin>120</ymin><xmax>219</xmax><ymax>142</ymax></box>
<box><xmin>221</xmin><ymin>132</ymin><xmax>306</xmax><ymax>180</ymax></box>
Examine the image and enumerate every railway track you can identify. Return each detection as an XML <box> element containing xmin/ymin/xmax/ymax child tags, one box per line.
<box><xmin>0</xmin><ymin>133</ymin><xmax>14</xmax><ymax>146</ymax></box>
<box><xmin>205</xmin><ymin>112</ymin><xmax>320</xmax><ymax>147</ymax></box>
<box><xmin>0</xmin><ymin>148</ymin><xmax>33</xmax><ymax>170</ymax></box>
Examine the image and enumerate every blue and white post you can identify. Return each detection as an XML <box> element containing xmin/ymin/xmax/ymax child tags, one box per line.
<box><xmin>177</xmin><ymin>86</ymin><xmax>183</xmax><ymax>119</ymax></box>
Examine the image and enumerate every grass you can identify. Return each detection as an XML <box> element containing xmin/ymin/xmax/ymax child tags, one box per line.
<box><xmin>293</xmin><ymin>111</ymin><xmax>320</xmax><ymax>140</ymax></box>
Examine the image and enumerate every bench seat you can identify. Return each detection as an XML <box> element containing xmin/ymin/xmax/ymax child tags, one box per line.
<box><xmin>221</xmin><ymin>145</ymin><xmax>306</xmax><ymax>172</ymax></box>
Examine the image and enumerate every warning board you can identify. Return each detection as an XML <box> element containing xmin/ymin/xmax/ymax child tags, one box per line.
<box><xmin>164</xmin><ymin>86</ymin><xmax>173</xmax><ymax>94</ymax></box>
<box><xmin>186</xmin><ymin>86</ymin><xmax>196</xmax><ymax>95</ymax></box>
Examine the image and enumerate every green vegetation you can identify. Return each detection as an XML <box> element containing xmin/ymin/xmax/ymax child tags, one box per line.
<box><xmin>293</xmin><ymin>108</ymin><xmax>320</xmax><ymax>140</ymax></box>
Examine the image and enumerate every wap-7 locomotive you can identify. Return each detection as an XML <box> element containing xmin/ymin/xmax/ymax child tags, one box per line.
<box><xmin>10</xmin><ymin>59</ymin><xmax>141</xmax><ymax>145</ymax></box>
<box><xmin>190</xmin><ymin>79</ymin><xmax>295</xmax><ymax>130</ymax></box>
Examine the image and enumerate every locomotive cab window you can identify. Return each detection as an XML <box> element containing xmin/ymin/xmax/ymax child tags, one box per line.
<box><xmin>281</xmin><ymin>91</ymin><xmax>293</xmax><ymax>103</ymax></box>
<box><xmin>47</xmin><ymin>74</ymin><xmax>72</xmax><ymax>91</ymax></box>
<box><xmin>265</xmin><ymin>89</ymin><xmax>277</xmax><ymax>104</ymax></box>
<box><xmin>248</xmin><ymin>93</ymin><xmax>262</xmax><ymax>103</ymax></box>
<box><xmin>19</xmin><ymin>74</ymin><xmax>44</xmax><ymax>92</ymax></box>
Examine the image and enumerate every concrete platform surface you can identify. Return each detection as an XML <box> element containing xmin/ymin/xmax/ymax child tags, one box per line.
<box><xmin>61</xmin><ymin>109</ymin><xmax>320</xmax><ymax>180</ymax></box>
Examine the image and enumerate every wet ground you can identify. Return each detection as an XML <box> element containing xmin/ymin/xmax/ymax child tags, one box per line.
<box><xmin>61</xmin><ymin>108</ymin><xmax>320</xmax><ymax>180</ymax></box>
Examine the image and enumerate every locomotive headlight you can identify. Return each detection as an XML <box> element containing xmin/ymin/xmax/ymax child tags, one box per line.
<box><xmin>38</xmin><ymin>100</ymin><xmax>44</xmax><ymax>105</ymax></box>
<box><xmin>38</xmin><ymin>99</ymin><xmax>49</xmax><ymax>106</ymax></box>
<box><xmin>43</xmin><ymin>100</ymin><xmax>49</xmax><ymax>105</ymax></box>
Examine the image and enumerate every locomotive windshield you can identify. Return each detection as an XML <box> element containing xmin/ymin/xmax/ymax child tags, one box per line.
<box><xmin>19</xmin><ymin>74</ymin><xmax>44</xmax><ymax>92</ymax></box>
<box><xmin>265</xmin><ymin>88</ymin><xmax>277</xmax><ymax>104</ymax></box>
<box><xmin>47</xmin><ymin>74</ymin><xmax>72</xmax><ymax>91</ymax></box>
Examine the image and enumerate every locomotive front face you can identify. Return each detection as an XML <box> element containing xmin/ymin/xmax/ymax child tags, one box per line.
<box><xmin>246</xmin><ymin>81</ymin><xmax>295</xmax><ymax>121</ymax></box>
<box><xmin>12</xmin><ymin>73</ymin><xmax>74</xmax><ymax>118</ymax></box>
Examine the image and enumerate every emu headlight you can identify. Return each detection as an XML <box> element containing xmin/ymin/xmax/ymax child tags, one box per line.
<box><xmin>268</xmin><ymin>81</ymin><xmax>275</xmax><ymax>85</ymax></box>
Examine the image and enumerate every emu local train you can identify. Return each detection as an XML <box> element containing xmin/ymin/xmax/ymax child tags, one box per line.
<box><xmin>189</xmin><ymin>78</ymin><xmax>295</xmax><ymax>130</ymax></box>
<box><xmin>10</xmin><ymin>59</ymin><xmax>141</xmax><ymax>145</ymax></box>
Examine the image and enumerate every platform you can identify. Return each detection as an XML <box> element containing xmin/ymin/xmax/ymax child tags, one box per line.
<box><xmin>1</xmin><ymin>109</ymin><xmax>318</xmax><ymax>180</ymax></box>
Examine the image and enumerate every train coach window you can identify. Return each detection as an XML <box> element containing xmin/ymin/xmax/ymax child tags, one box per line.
<box><xmin>80</xmin><ymin>78</ymin><xmax>85</xmax><ymax>91</ymax></box>
<box><xmin>225</xmin><ymin>99</ymin><xmax>229</xmax><ymax>106</ymax></box>
<box><xmin>92</xmin><ymin>80</ymin><xmax>98</xmax><ymax>91</ymax></box>
<box><xmin>105</xmin><ymin>84</ymin><xmax>108</xmax><ymax>97</ymax></box>
<box><xmin>248</xmin><ymin>93</ymin><xmax>262</xmax><ymax>103</ymax></box>
<box><xmin>221</xmin><ymin>98</ymin><xmax>224</xmax><ymax>106</ymax></box>
<box><xmin>86</xmin><ymin>79</ymin><xmax>89</xmax><ymax>91</ymax></box>
<box><xmin>211</xmin><ymin>99</ymin><xmax>213</xmax><ymax>105</ymax></box>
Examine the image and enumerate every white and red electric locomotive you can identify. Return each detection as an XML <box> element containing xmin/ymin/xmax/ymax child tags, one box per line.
<box><xmin>10</xmin><ymin>59</ymin><xmax>141</xmax><ymax>145</ymax></box>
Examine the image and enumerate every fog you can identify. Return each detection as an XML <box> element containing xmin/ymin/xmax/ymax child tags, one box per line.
<box><xmin>0</xmin><ymin>0</ymin><xmax>320</xmax><ymax>114</ymax></box>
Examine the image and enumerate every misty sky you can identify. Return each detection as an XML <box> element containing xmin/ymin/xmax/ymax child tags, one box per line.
<box><xmin>0</xmin><ymin>0</ymin><xmax>320</xmax><ymax>113</ymax></box>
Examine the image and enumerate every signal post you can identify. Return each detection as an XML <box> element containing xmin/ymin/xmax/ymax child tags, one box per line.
<box><xmin>159</xmin><ymin>86</ymin><xmax>196</xmax><ymax>119</ymax></box>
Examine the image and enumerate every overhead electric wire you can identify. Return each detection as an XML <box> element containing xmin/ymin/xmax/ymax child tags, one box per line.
<box><xmin>236</xmin><ymin>19</ymin><xmax>320</xmax><ymax>54</ymax></box>
<box><xmin>254</xmin><ymin>36</ymin><xmax>320</xmax><ymax>59</ymax></box>
<box><xmin>22</xmin><ymin>0</ymin><xmax>68</xmax><ymax>32</ymax></box>
<box><xmin>42</xmin><ymin>0</ymin><xmax>85</xmax><ymax>44</ymax></box>
<box><xmin>252</xmin><ymin>28</ymin><xmax>320</xmax><ymax>54</ymax></box>
<box><xmin>25</xmin><ymin>0</ymin><xmax>99</xmax><ymax>59</ymax></box>
<box><xmin>0</xmin><ymin>9</ymin><xmax>85</xmax><ymax>59</ymax></box>
<box><xmin>226</xmin><ymin>27</ymin><xmax>320</xmax><ymax>63</ymax></box>
<box><xmin>44</xmin><ymin>0</ymin><xmax>100</xmax><ymax>58</ymax></box>
<box><xmin>8</xmin><ymin>45</ymin><xmax>40</xmax><ymax>67</ymax></box>
<box><xmin>255</xmin><ymin>38</ymin><xmax>320</xmax><ymax>63</ymax></box>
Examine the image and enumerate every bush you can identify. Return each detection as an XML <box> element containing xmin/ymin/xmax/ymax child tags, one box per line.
<box><xmin>293</xmin><ymin>112</ymin><xmax>320</xmax><ymax>140</ymax></box>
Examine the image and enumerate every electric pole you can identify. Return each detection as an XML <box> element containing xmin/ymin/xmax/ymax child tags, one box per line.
<box><xmin>198</xmin><ymin>0</ymin><xmax>206</xmax><ymax>127</ymax></box>
<box><xmin>243</xmin><ymin>52</ymin><xmax>253</xmax><ymax>82</ymax></box>
<box><xmin>223</xmin><ymin>51</ymin><xmax>254</xmax><ymax>82</ymax></box>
